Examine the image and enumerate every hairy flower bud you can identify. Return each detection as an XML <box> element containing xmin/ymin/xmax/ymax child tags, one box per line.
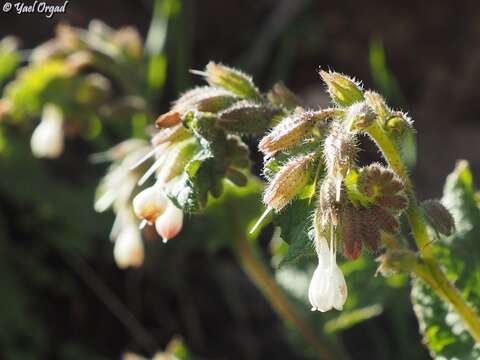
<box><xmin>384</xmin><ymin>112</ymin><xmax>412</xmax><ymax>137</ymax></box>
<box><xmin>155</xmin><ymin>111</ymin><xmax>182</xmax><ymax>128</ymax></box>
<box><xmin>197</xmin><ymin>62</ymin><xmax>260</xmax><ymax>99</ymax></box>
<box><xmin>259</xmin><ymin>108</ymin><xmax>336</xmax><ymax>158</ymax></box>
<box><xmin>323</xmin><ymin>121</ymin><xmax>358</xmax><ymax>178</ymax></box>
<box><xmin>320</xmin><ymin>70</ymin><xmax>364</xmax><ymax>107</ymax></box>
<box><xmin>114</xmin><ymin>224</ymin><xmax>144</xmax><ymax>269</ymax></box>
<box><xmin>263</xmin><ymin>154</ymin><xmax>313</xmax><ymax>211</ymax></box>
<box><xmin>155</xmin><ymin>202</ymin><xmax>184</xmax><ymax>242</ymax></box>
<box><xmin>113</xmin><ymin>26</ymin><xmax>143</xmax><ymax>60</ymax></box>
<box><xmin>172</xmin><ymin>86</ymin><xmax>238</xmax><ymax>115</ymax></box>
<box><xmin>422</xmin><ymin>199</ymin><xmax>455</xmax><ymax>236</ymax></box>
<box><xmin>133</xmin><ymin>185</ymin><xmax>168</xmax><ymax>224</ymax></box>
<box><xmin>317</xmin><ymin>177</ymin><xmax>343</xmax><ymax>227</ymax></box>
<box><xmin>259</xmin><ymin>109</ymin><xmax>316</xmax><ymax>157</ymax></box>
<box><xmin>346</xmin><ymin>101</ymin><xmax>376</xmax><ymax>130</ymax></box>
<box><xmin>267</xmin><ymin>81</ymin><xmax>302</xmax><ymax>109</ymax></box>
<box><xmin>30</xmin><ymin>104</ymin><xmax>64</xmax><ymax>158</ymax></box>
<box><xmin>364</xmin><ymin>90</ymin><xmax>389</xmax><ymax>119</ymax></box>
<box><xmin>217</xmin><ymin>101</ymin><xmax>281</xmax><ymax>134</ymax></box>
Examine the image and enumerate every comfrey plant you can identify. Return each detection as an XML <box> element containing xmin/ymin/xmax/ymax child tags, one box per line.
<box><xmin>126</xmin><ymin>62</ymin><xmax>480</xmax><ymax>357</ymax></box>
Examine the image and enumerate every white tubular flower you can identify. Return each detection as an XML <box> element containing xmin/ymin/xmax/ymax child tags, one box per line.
<box><xmin>155</xmin><ymin>201</ymin><xmax>183</xmax><ymax>242</ymax></box>
<box><xmin>132</xmin><ymin>184</ymin><xmax>168</xmax><ymax>224</ymax></box>
<box><xmin>30</xmin><ymin>104</ymin><xmax>64</xmax><ymax>158</ymax></box>
<box><xmin>114</xmin><ymin>223</ymin><xmax>144</xmax><ymax>269</ymax></box>
<box><xmin>308</xmin><ymin>233</ymin><xmax>347</xmax><ymax>312</ymax></box>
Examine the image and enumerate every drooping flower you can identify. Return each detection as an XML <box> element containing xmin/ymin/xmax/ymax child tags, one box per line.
<box><xmin>132</xmin><ymin>184</ymin><xmax>168</xmax><ymax>224</ymax></box>
<box><xmin>308</xmin><ymin>225</ymin><xmax>347</xmax><ymax>312</ymax></box>
<box><xmin>155</xmin><ymin>201</ymin><xmax>184</xmax><ymax>242</ymax></box>
<box><xmin>30</xmin><ymin>104</ymin><xmax>64</xmax><ymax>158</ymax></box>
<box><xmin>113</xmin><ymin>221</ymin><xmax>144</xmax><ymax>269</ymax></box>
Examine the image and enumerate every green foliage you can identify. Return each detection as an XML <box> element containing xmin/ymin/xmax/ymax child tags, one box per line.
<box><xmin>273</xmin><ymin>199</ymin><xmax>316</xmax><ymax>266</ymax></box>
<box><xmin>3</xmin><ymin>60</ymin><xmax>71</xmax><ymax>120</ymax></box>
<box><xmin>412</xmin><ymin>160</ymin><xmax>480</xmax><ymax>359</ymax></box>
<box><xmin>0</xmin><ymin>39</ymin><xmax>19</xmax><ymax>87</ymax></box>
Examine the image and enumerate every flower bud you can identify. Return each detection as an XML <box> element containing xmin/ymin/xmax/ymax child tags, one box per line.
<box><xmin>65</xmin><ymin>51</ymin><xmax>93</xmax><ymax>75</ymax></box>
<box><xmin>113</xmin><ymin>27</ymin><xmax>143</xmax><ymax>60</ymax></box>
<box><xmin>155</xmin><ymin>202</ymin><xmax>184</xmax><ymax>242</ymax></box>
<box><xmin>217</xmin><ymin>101</ymin><xmax>281</xmax><ymax>134</ymax></box>
<box><xmin>155</xmin><ymin>111</ymin><xmax>182</xmax><ymax>128</ymax></box>
<box><xmin>172</xmin><ymin>86</ymin><xmax>238</xmax><ymax>115</ymax></box>
<box><xmin>114</xmin><ymin>224</ymin><xmax>144</xmax><ymax>269</ymax></box>
<box><xmin>346</xmin><ymin>101</ymin><xmax>375</xmax><ymax>130</ymax></box>
<box><xmin>30</xmin><ymin>104</ymin><xmax>64</xmax><ymax>158</ymax></box>
<box><xmin>56</xmin><ymin>23</ymin><xmax>81</xmax><ymax>49</ymax></box>
<box><xmin>364</xmin><ymin>91</ymin><xmax>389</xmax><ymax>119</ymax></box>
<box><xmin>198</xmin><ymin>62</ymin><xmax>260</xmax><ymax>99</ymax></box>
<box><xmin>319</xmin><ymin>70</ymin><xmax>364</xmax><ymax>107</ymax></box>
<box><xmin>267</xmin><ymin>81</ymin><xmax>302</xmax><ymax>109</ymax></box>
<box><xmin>421</xmin><ymin>199</ymin><xmax>455</xmax><ymax>236</ymax></box>
<box><xmin>323</xmin><ymin>122</ymin><xmax>358</xmax><ymax>178</ymax></box>
<box><xmin>317</xmin><ymin>176</ymin><xmax>343</xmax><ymax>227</ymax></box>
<box><xmin>384</xmin><ymin>112</ymin><xmax>412</xmax><ymax>137</ymax></box>
<box><xmin>263</xmin><ymin>154</ymin><xmax>313</xmax><ymax>211</ymax></box>
<box><xmin>259</xmin><ymin>109</ymin><xmax>317</xmax><ymax>158</ymax></box>
<box><xmin>133</xmin><ymin>185</ymin><xmax>168</xmax><ymax>223</ymax></box>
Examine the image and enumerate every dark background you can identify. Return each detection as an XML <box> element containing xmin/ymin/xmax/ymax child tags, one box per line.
<box><xmin>0</xmin><ymin>0</ymin><xmax>479</xmax><ymax>359</ymax></box>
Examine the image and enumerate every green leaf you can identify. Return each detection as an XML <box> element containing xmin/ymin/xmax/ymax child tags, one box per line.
<box><xmin>411</xmin><ymin>160</ymin><xmax>480</xmax><ymax>359</ymax></box>
<box><xmin>274</xmin><ymin>199</ymin><xmax>316</xmax><ymax>266</ymax></box>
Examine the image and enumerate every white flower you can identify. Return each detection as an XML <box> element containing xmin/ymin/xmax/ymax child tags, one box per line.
<box><xmin>155</xmin><ymin>202</ymin><xmax>183</xmax><ymax>242</ymax></box>
<box><xmin>113</xmin><ymin>223</ymin><xmax>144</xmax><ymax>268</ymax></box>
<box><xmin>308</xmin><ymin>235</ymin><xmax>347</xmax><ymax>312</ymax></box>
<box><xmin>132</xmin><ymin>184</ymin><xmax>168</xmax><ymax>223</ymax></box>
<box><xmin>30</xmin><ymin>104</ymin><xmax>64</xmax><ymax>158</ymax></box>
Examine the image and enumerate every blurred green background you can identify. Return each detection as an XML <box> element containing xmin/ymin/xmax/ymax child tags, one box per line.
<box><xmin>0</xmin><ymin>0</ymin><xmax>479</xmax><ymax>359</ymax></box>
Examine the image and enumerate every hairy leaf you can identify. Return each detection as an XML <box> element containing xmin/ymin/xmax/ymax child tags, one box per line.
<box><xmin>412</xmin><ymin>160</ymin><xmax>480</xmax><ymax>359</ymax></box>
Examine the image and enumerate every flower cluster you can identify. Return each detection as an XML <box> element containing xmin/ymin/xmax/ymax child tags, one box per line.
<box><xmin>94</xmin><ymin>140</ymin><xmax>151</xmax><ymax>268</ymax></box>
<box><xmin>259</xmin><ymin>70</ymin><xmax>413</xmax><ymax>311</ymax></box>
<box><xmin>0</xmin><ymin>20</ymin><xmax>148</xmax><ymax>159</ymax></box>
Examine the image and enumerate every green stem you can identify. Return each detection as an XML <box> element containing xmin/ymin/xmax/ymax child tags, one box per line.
<box><xmin>233</xmin><ymin>235</ymin><xmax>346</xmax><ymax>360</ymax></box>
<box><xmin>366</xmin><ymin>121</ymin><xmax>480</xmax><ymax>343</ymax></box>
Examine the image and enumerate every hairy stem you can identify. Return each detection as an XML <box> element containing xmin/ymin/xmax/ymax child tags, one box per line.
<box><xmin>234</xmin><ymin>235</ymin><xmax>346</xmax><ymax>359</ymax></box>
<box><xmin>366</xmin><ymin>121</ymin><xmax>480</xmax><ymax>343</ymax></box>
